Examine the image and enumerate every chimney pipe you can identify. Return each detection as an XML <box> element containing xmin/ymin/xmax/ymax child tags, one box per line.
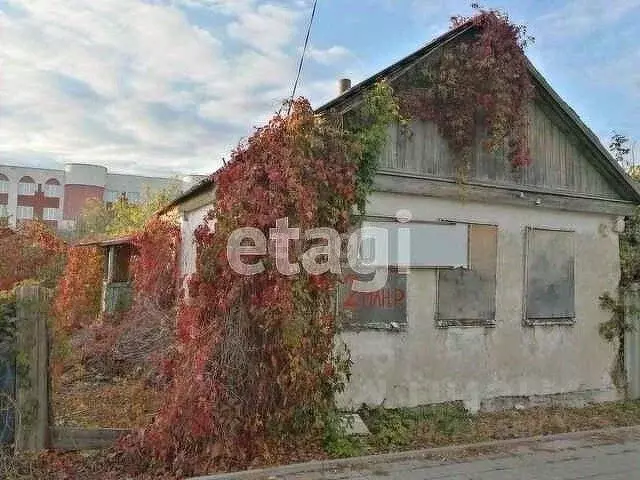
<box><xmin>338</xmin><ymin>78</ymin><xmax>352</xmax><ymax>95</ymax></box>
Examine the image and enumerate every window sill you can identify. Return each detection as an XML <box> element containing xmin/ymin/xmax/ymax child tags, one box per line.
<box><xmin>340</xmin><ymin>321</ymin><xmax>407</xmax><ymax>333</ymax></box>
<box><xmin>436</xmin><ymin>319</ymin><xmax>496</xmax><ymax>328</ymax></box>
<box><xmin>524</xmin><ymin>317</ymin><xmax>576</xmax><ymax>327</ymax></box>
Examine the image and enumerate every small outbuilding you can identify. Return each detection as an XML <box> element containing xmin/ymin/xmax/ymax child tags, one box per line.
<box><xmin>75</xmin><ymin>236</ymin><xmax>135</xmax><ymax>314</ymax></box>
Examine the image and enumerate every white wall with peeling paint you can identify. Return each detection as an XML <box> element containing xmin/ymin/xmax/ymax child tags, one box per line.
<box><xmin>338</xmin><ymin>191</ymin><xmax>622</xmax><ymax>412</ymax></box>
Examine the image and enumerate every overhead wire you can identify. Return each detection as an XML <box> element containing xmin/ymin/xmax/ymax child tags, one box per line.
<box><xmin>288</xmin><ymin>0</ymin><xmax>318</xmax><ymax>114</ymax></box>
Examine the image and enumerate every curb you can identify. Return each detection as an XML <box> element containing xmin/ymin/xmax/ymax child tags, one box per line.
<box><xmin>189</xmin><ymin>425</ymin><xmax>640</xmax><ymax>479</ymax></box>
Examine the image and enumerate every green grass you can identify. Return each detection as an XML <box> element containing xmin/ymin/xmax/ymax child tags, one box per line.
<box><xmin>322</xmin><ymin>400</ymin><xmax>640</xmax><ymax>457</ymax></box>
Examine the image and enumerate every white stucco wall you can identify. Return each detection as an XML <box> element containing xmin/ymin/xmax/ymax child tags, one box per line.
<box><xmin>175</xmin><ymin>188</ymin><xmax>623</xmax><ymax>411</ymax></box>
<box><xmin>180</xmin><ymin>203</ymin><xmax>211</xmax><ymax>279</ymax></box>
<box><xmin>65</xmin><ymin>163</ymin><xmax>107</xmax><ymax>187</ymax></box>
<box><xmin>338</xmin><ymin>191</ymin><xmax>622</xmax><ymax>411</ymax></box>
<box><xmin>105</xmin><ymin>173</ymin><xmax>180</xmax><ymax>199</ymax></box>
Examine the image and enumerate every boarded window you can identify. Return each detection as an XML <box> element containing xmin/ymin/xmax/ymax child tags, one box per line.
<box><xmin>524</xmin><ymin>227</ymin><xmax>575</xmax><ymax>325</ymax></box>
<box><xmin>359</xmin><ymin>221</ymin><xmax>469</xmax><ymax>268</ymax></box>
<box><xmin>436</xmin><ymin>224</ymin><xmax>497</xmax><ymax>327</ymax></box>
<box><xmin>338</xmin><ymin>267</ymin><xmax>407</xmax><ymax>331</ymax></box>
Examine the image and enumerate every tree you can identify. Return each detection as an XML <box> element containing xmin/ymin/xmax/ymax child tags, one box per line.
<box><xmin>73</xmin><ymin>186</ymin><xmax>180</xmax><ymax>239</ymax></box>
<box><xmin>0</xmin><ymin>221</ymin><xmax>66</xmax><ymax>291</ymax></box>
<box><xmin>610</xmin><ymin>132</ymin><xmax>630</xmax><ymax>163</ymax></box>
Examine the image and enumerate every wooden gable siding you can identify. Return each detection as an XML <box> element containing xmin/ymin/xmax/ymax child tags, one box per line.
<box><xmin>378</xmin><ymin>101</ymin><xmax>621</xmax><ymax>199</ymax></box>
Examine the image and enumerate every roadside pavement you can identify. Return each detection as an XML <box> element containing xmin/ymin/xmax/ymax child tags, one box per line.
<box><xmin>191</xmin><ymin>425</ymin><xmax>640</xmax><ymax>479</ymax></box>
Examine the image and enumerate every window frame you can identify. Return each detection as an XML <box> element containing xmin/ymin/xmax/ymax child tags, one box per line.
<box><xmin>357</xmin><ymin>215</ymin><xmax>469</xmax><ymax>269</ymax></box>
<box><xmin>126</xmin><ymin>191</ymin><xmax>140</xmax><ymax>203</ymax></box>
<box><xmin>44</xmin><ymin>183</ymin><xmax>61</xmax><ymax>198</ymax></box>
<box><xmin>18</xmin><ymin>181</ymin><xmax>36</xmax><ymax>196</ymax></box>
<box><xmin>105</xmin><ymin>190</ymin><xmax>120</xmax><ymax>203</ymax></box>
<box><xmin>0</xmin><ymin>180</ymin><xmax>8</xmax><ymax>194</ymax></box>
<box><xmin>43</xmin><ymin>207</ymin><xmax>60</xmax><ymax>221</ymax></box>
<box><xmin>337</xmin><ymin>265</ymin><xmax>408</xmax><ymax>332</ymax></box>
<box><xmin>522</xmin><ymin>226</ymin><xmax>576</xmax><ymax>327</ymax></box>
<box><xmin>436</xmin><ymin>221</ymin><xmax>498</xmax><ymax>328</ymax></box>
<box><xmin>0</xmin><ymin>204</ymin><xmax>8</xmax><ymax>217</ymax></box>
<box><xmin>16</xmin><ymin>205</ymin><xmax>34</xmax><ymax>220</ymax></box>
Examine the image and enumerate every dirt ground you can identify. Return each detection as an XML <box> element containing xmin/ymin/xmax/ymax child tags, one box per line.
<box><xmin>51</xmin><ymin>363</ymin><xmax>161</xmax><ymax>429</ymax></box>
<box><xmin>4</xmin><ymin>400</ymin><xmax>640</xmax><ymax>479</ymax></box>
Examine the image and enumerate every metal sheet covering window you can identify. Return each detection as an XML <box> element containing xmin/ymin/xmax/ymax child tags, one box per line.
<box><xmin>338</xmin><ymin>267</ymin><xmax>408</xmax><ymax>332</ymax></box>
<box><xmin>523</xmin><ymin>227</ymin><xmax>575</xmax><ymax>326</ymax></box>
<box><xmin>436</xmin><ymin>224</ymin><xmax>498</xmax><ymax>327</ymax></box>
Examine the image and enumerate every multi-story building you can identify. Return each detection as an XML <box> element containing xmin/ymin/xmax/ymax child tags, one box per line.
<box><xmin>0</xmin><ymin>163</ymin><xmax>205</xmax><ymax>230</ymax></box>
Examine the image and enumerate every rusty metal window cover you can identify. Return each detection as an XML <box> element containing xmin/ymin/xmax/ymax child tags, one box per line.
<box><xmin>523</xmin><ymin>226</ymin><xmax>575</xmax><ymax>326</ymax></box>
<box><xmin>436</xmin><ymin>224</ymin><xmax>498</xmax><ymax>328</ymax></box>
<box><xmin>337</xmin><ymin>267</ymin><xmax>408</xmax><ymax>332</ymax></box>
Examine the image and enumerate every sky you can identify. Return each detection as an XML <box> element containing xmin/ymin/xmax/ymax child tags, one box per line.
<box><xmin>0</xmin><ymin>0</ymin><xmax>639</xmax><ymax>177</ymax></box>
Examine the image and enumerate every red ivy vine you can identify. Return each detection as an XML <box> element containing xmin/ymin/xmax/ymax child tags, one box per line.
<box><xmin>117</xmin><ymin>92</ymin><xmax>397</xmax><ymax>476</ymax></box>
<box><xmin>400</xmin><ymin>8</ymin><xmax>534</xmax><ymax>171</ymax></box>
<box><xmin>0</xmin><ymin>221</ymin><xmax>66</xmax><ymax>291</ymax></box>
<box><xmin>130</xmin><ymin>216</ymin><xmax>181</xmax><ymax>310</ymax></box>
<box><xmin>53</xmin><ymin>245</ymin><xmax>104</xmax><ymax>333</ymax></box>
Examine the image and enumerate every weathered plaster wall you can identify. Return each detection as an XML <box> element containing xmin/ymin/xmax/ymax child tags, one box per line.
<box><xmin>338</xmin><ymin>191</ymin><xmax>622</xmax><ymax>411</ymax></box>
<box><xmin>180</xmin><ymin>203</ymin><xmax>211</xmax><ymax>279</ymax></box>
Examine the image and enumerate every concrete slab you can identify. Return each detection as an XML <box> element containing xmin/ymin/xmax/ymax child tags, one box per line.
<box><xmin>340</xmin><ymin>414</ymin><xmax>370</xmax><ymax>436</ymax></box>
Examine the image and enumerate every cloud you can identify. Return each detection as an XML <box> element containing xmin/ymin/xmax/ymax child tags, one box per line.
<box><xmin>307</xmin><ymin>45</ymin><xmax>352</xmax><ymax>65</ymax></box>
<box><xmin>0</xmin><ymin>0</ymin><xmax>339</xmax><ymax>176</ymax></box>
<box><xmin>227</xmin><ymin>3</ymin><xmax>300</xmax><ymax>53</ymax></box>
<box><xmin>588</xmin><ymin>46</ymin><xmax>640</xmax><ymax>98</ymax></box>
<box><xmin>536</xmin><ymin>0</ymin><xmax>640</xmax><ymax>37</ymax></box>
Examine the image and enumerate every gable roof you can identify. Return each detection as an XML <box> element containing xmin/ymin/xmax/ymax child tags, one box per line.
<box><xmin>74</xmin><ymin>235</ymin><xmax>134</xmax><ymax>248</ymax></box>
<box><xmin>157</xmin><ymin>175</ymin><xmax>214</xmax><ymax>215</ymax></box>
<box><xmin>163</xmin><ymin>22</ymin><xmax>640</xmax><ymax>211</ymax></box>
<box><xmin>316</xmin><ymin>22</ymin><xmax>640</xmax><ymax>204</ymax></box>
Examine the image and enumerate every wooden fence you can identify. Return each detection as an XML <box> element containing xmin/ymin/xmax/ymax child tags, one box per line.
<box><xmin>14</xmin><ymin>284</ymin><xmax>51</xmax><ymax>452</ymax></box>
<box><xmin>8</xmin><ymin>284</ymin><xmax>127</xmax><ymax>452</ymax></box>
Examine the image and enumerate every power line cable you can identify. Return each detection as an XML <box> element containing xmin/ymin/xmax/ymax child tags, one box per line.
<box><xmin>288</xmin><ymin>0</ymin><xmax>318</xmax><ymax>114</ymax></box>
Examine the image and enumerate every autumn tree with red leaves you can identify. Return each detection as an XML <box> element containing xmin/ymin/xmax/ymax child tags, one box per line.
<box><xmin>0</xmin><ymin>221</ymin><xmax>66</xmax><ymax>291</ymax></box>
<box><xmin>53</xmin><ymin>245</ymin><xmax>104</xmax><ymax>333</ymax></box>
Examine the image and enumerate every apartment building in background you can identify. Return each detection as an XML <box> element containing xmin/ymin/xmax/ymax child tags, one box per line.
<box><xmin>0</xmin><ymin>162</ymin><xmax>205</xmax><ymax>230</ymax></box>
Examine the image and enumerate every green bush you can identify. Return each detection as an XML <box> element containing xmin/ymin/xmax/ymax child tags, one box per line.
<box><xmin>0</xmin><ymin>289</ymin><xmax>16</xmax><ymax>344</ymax></box>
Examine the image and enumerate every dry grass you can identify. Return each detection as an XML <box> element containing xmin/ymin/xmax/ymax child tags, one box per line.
<box><xmin>52</xmin><ymin>363</ymin><xmax>162</xmax><ymax>429</ymax></box>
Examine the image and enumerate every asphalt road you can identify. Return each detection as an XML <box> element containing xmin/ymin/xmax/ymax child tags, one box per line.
<box><xmin>330</xmin><ymin>440</ymin><xmax>640</xmax><ymax>479</ymax></box>
<box><xmin>193</xmin><ymin>427</ymin><xmax>640</xmax><ymax>480</ymax></box>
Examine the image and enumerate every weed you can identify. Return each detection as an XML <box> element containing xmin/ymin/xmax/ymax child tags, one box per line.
<box><xmin>359</xmin><ymin>402</ymin><xmax>472</xmax><ymax>450</ymax></box>
<box><xmin>322</xmin><ymin>409</ymin><xmax>365</xmax><ymax>458</ymax></box>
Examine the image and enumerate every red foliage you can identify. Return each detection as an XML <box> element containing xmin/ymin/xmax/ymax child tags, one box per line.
<box><xmin>131</xmin><ymin>216</ymin><xmax>181</xmax><ymax>310</ymax></box>
<box><xmin>53</xmin><ymin>245</ymin><xmax>104</xmax><ymax>333</ymax></box>
<box><xmin>0</xmin><ymin>221</ymin><xmax>66</xmax><ymax>291</ymax></box>
<box><xmin>399</xmin><ymin>9</ymin><xmax>534</xmax><ymax>169</ymax></box>
<box><xmin>76</xmin><ymin>217</ymin><xmax>180</xmax><ymax>378</ymax></box>
<box><xmin>120</xmin><ymin>99</ymin><xmax>357</xmax><ymax>475</ymax></box>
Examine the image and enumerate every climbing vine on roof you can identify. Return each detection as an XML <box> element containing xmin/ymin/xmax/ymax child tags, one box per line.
<box><xmin>399</xmin><ymin>8</ymin><xmax>535</xmax><ymax>174</ymax></box>
<box><xmin>116</xmin><ymin>86</ymin><xmax>399</xmax><ymax>476</ymax></box>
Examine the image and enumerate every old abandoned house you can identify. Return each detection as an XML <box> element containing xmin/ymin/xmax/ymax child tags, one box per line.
<box><xmin>160</xmin><ymin>23</ymin><xmax>640</xmax><ymax>413</ymax></box>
